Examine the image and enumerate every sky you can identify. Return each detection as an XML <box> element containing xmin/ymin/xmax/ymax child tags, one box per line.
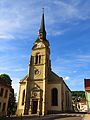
<box><xmin>0</xmin><ymin>0</ymin><xmax>90</xmax><ymax>99</ymax></box>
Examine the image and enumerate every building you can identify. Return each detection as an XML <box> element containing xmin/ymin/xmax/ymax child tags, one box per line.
<box><xmin>84</xmin><ymin>79</ymin><xmax>90</xmax><ymax>110</ymax></box>
<box><xmin>72</xmin><ymin>91</ymin><xmax>86</xmax><ymax>112</ymax></box>
<box><xmin>0</xmin><ymin>77</ymin><xmax>11</xmax><ymax>116</ymax></box>
<box><xmin>78</xmin><ymin>98</ymin><xmax>87</xmax><ymax>112</ymax></box>
<box><xmin>16</xmin><ymin>11</ymin><xmax>72</xmax><ymax>116</ymax></box>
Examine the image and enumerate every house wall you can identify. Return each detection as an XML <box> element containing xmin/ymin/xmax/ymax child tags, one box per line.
<box><xmin>79</xmin><ymin>103</ymin><xmax>87</xmax><ymax>112</ymax></box>
<box><xmin>16</xmin><ymin>81</ymin><xmax>27</xmax><ymax>115</ymax></box>
<box><xmin>47</xmin><ymin>82</ymin><xmax>72</xmax><ymax>113</ymax></box>
<box><xmin>86</xmin><ymin>91</ymin><xmax>90</xmax><ymax>109</ymax></box>
<box><xmin>47</xmin><ymin>84</ymin><xmax>62</xmax><ymax>112</ymax></box>
<box><xmin>62</xmin><ymin>83</ymin><xmax>72</xmax><ymax>112</ymax></box>
<box><xmin>0</xmin><ymin>85</ymin><xmax>10</xmax><ymax>116</ymax></box>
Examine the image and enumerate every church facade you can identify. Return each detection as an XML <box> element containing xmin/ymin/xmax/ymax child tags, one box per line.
<box><xmin>16</xmin><ymin>12</ymin><xmax>72</xmax><ymax>116</ymax></box>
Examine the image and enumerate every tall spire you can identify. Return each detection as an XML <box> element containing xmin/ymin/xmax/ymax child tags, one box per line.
<box><xmin>38</xmin><ymin>8</ymin><xmax>46</xmax><ymax>40</ymax></box>
<box><xmin>39</xmin><ymin>8</ymin><xmax>46</xmax><ymax>33</ymax></box>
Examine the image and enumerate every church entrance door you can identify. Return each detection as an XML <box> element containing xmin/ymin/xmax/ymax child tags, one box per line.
<box><xmin>32</xmin><ymin>100</ymin><xmax>38</xmax><ymax>114</ymax></box>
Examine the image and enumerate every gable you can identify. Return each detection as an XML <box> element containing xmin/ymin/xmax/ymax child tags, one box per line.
<box><xmin>19</xmin><ymin>75</ymin><xmax>28</xmax><ymax>84</ymax></box>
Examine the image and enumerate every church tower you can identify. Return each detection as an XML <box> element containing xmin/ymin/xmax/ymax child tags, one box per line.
<box><xmin>17</xmin><ymin>10</ymin><xmax>51</xmax><ymax>116</ymax></box>
<box><xmin>16</xmin><ymin>10</ymin><xmax>72</xmax><ymax>116</ymax></box>
<box><xmin>28</xmin><ymin>10</ymin><xmax>50</xmax><ymax>115</ymax></box>
<box><xmin>29</xmin><ymin>9</ymin><xmax>50</xmax><ymax>80</ymax></box>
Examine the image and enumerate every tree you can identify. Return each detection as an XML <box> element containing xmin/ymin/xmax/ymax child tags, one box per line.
<box><xmin>7</xmin><ymin>88</ymin><xmax>17</xmax><ymax>115</ymax></box>
<box><xmin>72</xmin><ymin>91</ymin><xmax>85</xmax><ymax>112</ymax></box>
<box><xmin>0</xmin><ymin>74</ymin><xmax>12</xmax><ymax>85</ymax></box>
<box><xmin>72</xmin><ymin>91</ymin><xmax>85</xmax><ymax>99</ymax></box>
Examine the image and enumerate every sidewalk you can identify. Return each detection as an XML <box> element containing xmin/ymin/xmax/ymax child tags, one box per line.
<box><xmin>83</xmin><ymin>114</ymin><xmax>90</xmax><ymax>120</ymax></box>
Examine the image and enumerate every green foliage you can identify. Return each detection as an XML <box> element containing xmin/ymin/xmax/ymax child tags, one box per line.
<box><xmin>7</xmin><ymin>89</ymin><xmax>17</xmax><ymax>115</ymax></box>
<box><xmin>0</xmin><ymin>74</ymin><xmax>12</xmax><ymax>85</ymax></box>
<box><xmin>72</xmin><ymin>91</ymin><xmax>85</xmax><ymax>112</ymax></box>
<box><xmin>72</xmin><ymin>91</ymin><xmax>85</xmax><ymax>99</ymax></box>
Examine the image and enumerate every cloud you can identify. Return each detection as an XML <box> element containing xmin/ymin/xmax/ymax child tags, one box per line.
<box><xmin>52</xmin><ymin>53</ymin><xmax>90</xmax><ymax>88</ymax></box>
<box><xmin>63</xmin><ymin>76</ymin><xmax>70</xmax><ymax>80</ymax></box>
<box><xmin>76</xmin><ymin>55</ymin><xmax>90</xmax><ymax>63</ymax></box>
<box><xmin>45</xmin><ymin>0</ymin><xmax>90</xmax><ymax>26</ymax></box>
<box><xmin>53</xmin><ymin>53</ymin><xmax>90</xmax><ymax>78</ymax></box>
<box><xmin>49</xmin><ymin>28</ymin><xmax>69</xmax><ymax>36</ymax></box>
<box><xmin>0</xmin><ymin>55</ymin><xmax>27</xmax><ymax>73</ymax></box>
<box><xmin>0</xmin><ymin>67</ymin><xmax>26</xmax><ymax>73</ymax></box>
<box><xmin>14</xmin><ymin>68</ymin><xmax>26</xmax><ymax>72</ymax></box>
<box><xmin>52</xmin><ymin>0</ymin><xmax>90</xmax><ymax>21</ymax></box>
<box><xmin>0</xmin><ymin>0</ymin><xmax>89</xmax><ymax>40</ymax></box>
<box><xmin>54</xmin><ymin>54</ymin><xmax>90</xmax><ymax>70</ymax></box>
<box><xmin>0</xmin><ymin>46</ymin><xmax>16</xmax><ymax>52</ymax></box>
<box><xmin>73</xmin><ymin>70</ymin><xmax>77</xmax><ymax>73</ymax></box>
<box><xmin>0</xmin><ymin>1</ymin><xmax>40</xmax><ymax>40</ymax></box>
<box><xmin>0</xmin><ymin>33</ymin><xmax>15</xmax><ymax>40</ymax></box>
<box><xmin>50</xmin><ymin>31</ymin><xmax>64</xmax><ymax>36</ymax></box>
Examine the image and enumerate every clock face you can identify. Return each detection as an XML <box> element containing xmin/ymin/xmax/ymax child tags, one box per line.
<box><xmin>37</xmin><ymin>43</ymin><xmax>41</xmax><ymax>48</ymax></box>
<box><xmin>34</xmin><ymin>69</ymin><xmax>41</xmax><ymax>75</ymax></box>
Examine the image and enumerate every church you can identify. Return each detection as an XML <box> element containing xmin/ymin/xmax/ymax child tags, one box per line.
<box><xmin>16</xmin><ymin>11</ymin><xmax>72</xmax><ymax>116</ymax></box>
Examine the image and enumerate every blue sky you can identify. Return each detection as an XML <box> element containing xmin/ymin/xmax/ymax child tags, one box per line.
<box><xmin>0</xmin><ymin>0</ymin><xmax>90</xmax><ymax>98</ymax></box>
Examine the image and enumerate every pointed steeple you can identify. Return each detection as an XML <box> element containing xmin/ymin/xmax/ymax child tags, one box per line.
<box><xmin>38</xmin><ymin>8</ymin><xmax>46</xmax><ymax>40</ymax></box>
<box><xmin>39</xmin><ymin>8</ymin><xmax>46</xmax><ymax>33</ymax></box>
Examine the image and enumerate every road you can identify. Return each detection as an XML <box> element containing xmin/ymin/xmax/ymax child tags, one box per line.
<box><xmin>0</xmin><ymin>113</ymin><xmax>84</xmax><ymax>120</ymax></box>
<box><xmin>53</xmin><ymin>116</ymin><xmax>82</xmax><ymax>120</ymax></box>
<box><xmin>34</xmin><ymin>115</ymin><xmax>83</xmax><ymax>120</ymax></box>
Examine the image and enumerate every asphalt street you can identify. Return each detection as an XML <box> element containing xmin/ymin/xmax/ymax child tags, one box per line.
<box><xmin>54</xmin><ymin>117</ymin><xmax>82</xmax><ymax>120</ymax></box>
<box><xmin>0</xmin><ymin>113</ymin><xmax>84</xmax><ymax>120</ymax></box>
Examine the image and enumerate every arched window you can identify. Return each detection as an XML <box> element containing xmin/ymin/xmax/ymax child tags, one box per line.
<box><xmin>35</xmin><ymin>53</ymin><xmax>41</xmax><ymax>64</ymax></box>
<box><xmin>39</xmin><ymin>55</ymin><xmax>41</xmax><ymax>64</ymax></box>
<box><xmin>22</xmin><ymin>89</ymin><xmax>25</xmax><ymax>105</ymax></box>
<box><xmin>35</xmin><ymin>54</ymin><xmax>38</xmax><ymax>64</ymax></box>
<box><xmin>51</xmin><ymin>88</ymin><xmax>58</xmax><ymax>106</ymax></box>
